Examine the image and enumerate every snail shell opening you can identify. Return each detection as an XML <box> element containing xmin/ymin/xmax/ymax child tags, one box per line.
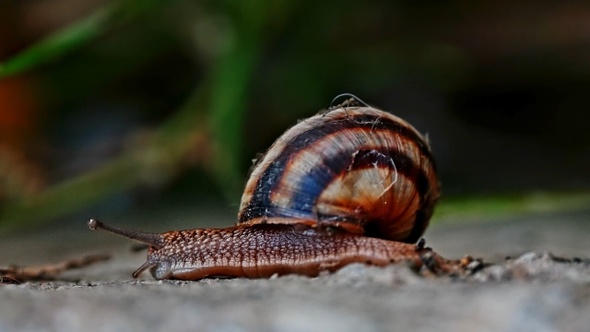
<box><xmin>237</xmin><ymin>105</ymin><xmax>440</xmax><ymax>243</ymax></box>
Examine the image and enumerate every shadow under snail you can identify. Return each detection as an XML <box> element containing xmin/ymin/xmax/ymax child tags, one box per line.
<box><xmin>88</xmin><ymin>96</ymin><xmax>461</xmax><ymax>280</ymax></box>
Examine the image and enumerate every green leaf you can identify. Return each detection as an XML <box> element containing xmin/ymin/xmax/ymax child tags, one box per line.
<box><xmin>0</xmin><ymin>0</ymin><xmax>167</xmax><ymax>79</ymax></box>
<box><xmin>0</xmin><ymin>7</ymin><xmax>113</xmax><ymax>79</ymax></box>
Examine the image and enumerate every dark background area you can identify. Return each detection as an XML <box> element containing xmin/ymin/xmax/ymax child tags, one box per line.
<box><xmin>0</xmin><ymin>0</ymin><xmax>589</xmax><ymax>229</ymax></box>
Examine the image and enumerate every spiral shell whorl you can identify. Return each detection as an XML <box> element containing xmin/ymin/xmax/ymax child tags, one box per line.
<box><xmin>238</xmin><ymin>106</ymin><xmax>439</xmax><ymax>243</ymax></box>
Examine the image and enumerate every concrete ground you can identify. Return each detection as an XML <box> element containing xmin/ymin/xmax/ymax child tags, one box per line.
<box><xmin>0</xmin><ymin>203</ymin><xmax>589</xmax><ymax>332</ymax></box>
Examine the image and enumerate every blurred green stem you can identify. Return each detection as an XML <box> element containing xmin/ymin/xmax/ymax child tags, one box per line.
<box><xmin>208</xmin><ymin>38</ymin><xmax>261</xmax><ymax>200</ymax></box>
<box><xmin>208</xmin><ymin>2</ymin><xmax>273</xmax><ymax>200</ymax></box>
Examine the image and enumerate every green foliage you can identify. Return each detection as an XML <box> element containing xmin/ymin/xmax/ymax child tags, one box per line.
<box><xmin>1</xmin><ymin>0</ymin><xmax>588</xmax><ymax>228</ymax></box>
<box><xmin>0</xmin><ymin>0</ymin><xmax>301</xmax><ymax>227</ymax></box>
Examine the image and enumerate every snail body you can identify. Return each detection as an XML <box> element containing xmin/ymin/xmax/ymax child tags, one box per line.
<box><xmin>89</xmin><ymin>99</ymin><xmax>444</xmax><ymax>280</ymax></box>
<box><xmin>88</xmin><ymin>221</ymin><xmax>444</xmax><ymax>279</ymax></box>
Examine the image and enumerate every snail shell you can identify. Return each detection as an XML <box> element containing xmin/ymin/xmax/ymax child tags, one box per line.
<box><xmin>238</xmin><ymin>104</ymin><xmax>439</xmax><ymax>243</ymax></box>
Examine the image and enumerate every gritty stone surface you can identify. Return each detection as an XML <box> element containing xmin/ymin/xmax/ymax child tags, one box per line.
<box><xmin>1</xmin><ymin>207</ymin><xmax>589</xmax><ymax>332</ymax></box>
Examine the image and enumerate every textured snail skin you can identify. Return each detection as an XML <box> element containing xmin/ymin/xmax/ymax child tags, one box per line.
<box><xmin>140</xmin><ymin>224</ymin><xmax>450</xmax><ymax>280</ymax></box>
<box><xmin>88</xmin><ymin>220</ymin><xmax>454</xmax><ymax>280</ymax></box>
<box><xmin>89</xmin><ymin>103</ymin><xmax>448</xmax><ymax>280</ymax></box>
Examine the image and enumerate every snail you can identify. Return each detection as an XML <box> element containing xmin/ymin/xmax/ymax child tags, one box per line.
<box><xmin>88</xmin><ymin>96</ymin><xmax>453</xmax><ymax>280</ymax></box>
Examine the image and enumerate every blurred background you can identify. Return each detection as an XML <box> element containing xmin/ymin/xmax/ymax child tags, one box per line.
<box><xmin>1</xmin><ymin>0</ymin><xmax>589</xmax><ymax>232</ymax></box>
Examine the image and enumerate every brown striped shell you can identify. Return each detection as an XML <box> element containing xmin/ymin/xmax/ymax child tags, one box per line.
<box><xmin>238</xmin><ymin>104</ymin><xmax>440</xmax><ymax>243</ymax></box>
